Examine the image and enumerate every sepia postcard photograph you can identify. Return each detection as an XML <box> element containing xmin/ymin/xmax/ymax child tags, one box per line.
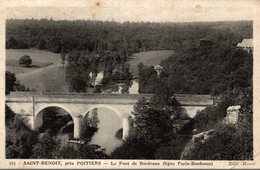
<box><xmin>0</xmin><ymin>0</ymin><xmax>260</xmax><ymax>169</ymax></box>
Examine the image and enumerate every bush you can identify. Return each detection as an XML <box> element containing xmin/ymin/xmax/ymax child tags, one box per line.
<box><xmin>115</xmin><ymin>128</ymin><xmax>123</xmax><ymax>140</ymax></box>
<box><xmin>54</xmin><ymin>144</ymin><xmax>108</xmax><ymax>159</ymax></box>
<box><xmin>110</xmin><ymin>135</ymin><xmax>155</xmax><ymax>159</ymax></box>
<box><xmin>19</xmin><ymin>55</ymin><xmax>32</xmax><ymax>67</ymax></box>
<box><xmin>93</xmin><ymin>85</ymin><xmax>102</xmax><ymax>93</ymax></box>
<box><xmin>155</xmin><ymin>136</ymin><xmax>191</xmax><ymax>159</ymax></box>
<box><xmin>193</xmin><ymin>99</ymin><xmax>232</xmax><ymax>133</ymax></box>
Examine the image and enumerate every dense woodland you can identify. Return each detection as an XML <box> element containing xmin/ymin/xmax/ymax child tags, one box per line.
<box><xmin>6</xmin><ymin>19</ymin><xmax>252</xmax><ymax>54</ymax></box>
<box><xmin>162</xmin><ymin>43</ymin><xmax>252</xmax><ymax>95</ymax></box>
<box><xmin>139</xmin><ymin>42</ymin><xmax>252</xmax><ymax>95</ymax></box>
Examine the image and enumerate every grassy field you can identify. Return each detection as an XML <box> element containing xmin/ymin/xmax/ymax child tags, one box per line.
<box><xmin>6</xmin><ymin>49</ymin><xmax>68</xmax><ymax>92</ymax></box>
<box><xmin>17</xmin><ymin>64</ymin><xmax>69</xmax><ymax>92</ymax></box>
<box><xmin>127</xmin><ymin>50</ymin><xmax>175</xmax><ymax>77</ymax></box>
<box><xmin>6</xmin><ymin>49</ymin><xmax>61</xmax><ymax>75</ymax></box>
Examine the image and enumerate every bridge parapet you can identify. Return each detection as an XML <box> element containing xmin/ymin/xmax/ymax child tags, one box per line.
<box><xmin>7</xmin><ymin>92</ymin><xmax>214</xmax><ymax>106</ymax></box>
<box><xmin>7</xmin><ymin>92</ymin><xmax>153</xmax><ymax>105</ymax></box>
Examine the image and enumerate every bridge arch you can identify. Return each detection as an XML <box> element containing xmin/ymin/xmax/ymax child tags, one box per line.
<box><xmin>34</xmin><ymin>106</ymin><xmax>74</xmax><ymax>134</ymax></box>
<box><xmin>82</xmin><ymin>104</ymin><xmax>130</xmax><ymax>140</ymax></box>
<box><xmin>35</xmin><ymin>104</ymin><xmax>73</xmax><ymax>117</ymax></box>
<box><xmin>83</xmin><ymin>104</ymin><xmax>123</xmax><ymax>118</ymax></box>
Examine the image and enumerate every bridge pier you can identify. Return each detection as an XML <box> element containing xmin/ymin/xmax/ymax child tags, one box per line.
<box><xmin>73</xmin><ymin>115</ymin><xmax>83</xmax><ymax>139</ymax></box>
<box><xmin>122</xmin><ymin>116</ymin><xmax>130</xmax><ymax>140</ymax></box>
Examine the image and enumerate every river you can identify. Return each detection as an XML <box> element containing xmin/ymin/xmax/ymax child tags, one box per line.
<box><xmin>89</xmin><ymin>108</ymin><xmax>123</xmax><ymax>155</ymax></box>
<box><xmin>86</xmin><ymin>72</ymin><xmax>139</xmax><ymax>154</ymax></box>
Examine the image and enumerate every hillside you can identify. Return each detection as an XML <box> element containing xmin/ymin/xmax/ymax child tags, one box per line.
<box><xmin>127</xmin><ymin>50</ymin><xmax>175</xmax><ymax>77</ymax></box>
<box><xmin>17</xmin><ymin>63</ymin><xmax>69</xmax><ymax>92</ymax></box>
<box><xmin>160</xmin><ymin>42</ymin><xmax>252</xmax><ymax>95</ymax></box>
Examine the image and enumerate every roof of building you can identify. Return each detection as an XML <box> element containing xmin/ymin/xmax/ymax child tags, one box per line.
<box><xmin>237</xmin><ymin>38</ymin><xmax>253</xmax><ymax>48</ymax></box>
<box><xmin>154</xmin><ymin>64</ymin><xmax>163</xmax><ymax>70</ymax></box>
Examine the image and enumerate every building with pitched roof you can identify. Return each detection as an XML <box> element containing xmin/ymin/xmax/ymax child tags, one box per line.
<box><xmin>237</xmin><ymin>38</ymin><xmax>253</xmax><ymax>53</ymax></box>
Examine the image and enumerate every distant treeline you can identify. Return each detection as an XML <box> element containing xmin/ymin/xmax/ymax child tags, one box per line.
<box><xmin>6</xmin><ymin>19</ymin><xmax>252</xmax><ymax>53</ymax></box>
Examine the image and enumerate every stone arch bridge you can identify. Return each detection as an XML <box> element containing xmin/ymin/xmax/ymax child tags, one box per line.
<box><xmin>6</xmin><ymin>92</ymin><xmax>214</xmax><ymax>140</ymax></box>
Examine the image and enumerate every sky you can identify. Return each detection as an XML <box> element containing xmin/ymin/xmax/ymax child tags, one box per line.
<box><xmin>4</xmin><ymin>0</ymin><xmax>256</xmax><ymax>23</ymax></box>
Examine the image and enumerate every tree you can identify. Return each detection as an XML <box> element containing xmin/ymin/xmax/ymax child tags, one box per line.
<box><xmin>14</xmin><ymin>80</ymin><xmax>30</xmax><ymax>92</ymax></box>
<box><xmin>110</xmin><ymin>85</ymin><xmax>187</xmax><ymax>159</ymax></box>
<box><xmin>36</xmin><ymin>39</ymin><xmax>46</xmax><ymax>49</ymax></box>
<box><xmin>19</xmin><ymin>55</ymin><xmax>32</xmax><ymax>67</ymax></box>
<box><xmin>6</xmin><ymin>114</ymin><xmax>38</xmax><ymax>158</ymax></box>
<box><xmin>65</xmin><ymin>48</ymin><xmax>90</xmax><ymax>92</ymax></box>
<box><xmin>138</xmin><ymin>63</ymin><xmax>160</xmax><ymax>93</ymax></box>
<box><xmin>6</xmin><ymin>71</ymin><xmax>16</xmax><ymax>94</ymax></box>
<box><xmin>5</xmin><ymin>105</ymin><xmax>15</xmax><ymax>127</ymax></box>
<box><xmin>111</xmin><ymin>135</ymin><xmax>155</xmax><ymax>159</ymax></box>
<box><xmin>60</xmin><ymin>47</ymin><xmax>66</xmax><ymax>63</ymax></box>
<box><xmin>132</xmin><ymin>89</ymin><xmax>184</xmax><ymax>148</ymax></box>
<box><xmin>6</xmin><ymin>37</ymin><xmax>19</xmax><ymax>49</ymax></box>
<box><xmin>6</xmin><ymin>37</ymin><xmax>28</xmax><ymax>49</ymax></box>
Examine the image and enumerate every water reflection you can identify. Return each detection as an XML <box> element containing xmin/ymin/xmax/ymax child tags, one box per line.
<box><xmin>115</xmin><ymin>80</ymin><xmax>139</xmax><ymax>94</ymax></box>
<box><xmin>89</xmin><ymin>108</ymin><xmax>123</xmax><ymax>155</ymax></box>
<box><xmin>90</xmin><ymin>71</ymin><xmax>140</xmax><ymax>94</ymax></box>
<box><xmin>89</xmin><ymin>71</ymin><xmax>104</xmax><ymax>86</ymax></box>
<box><xmin>128</xmin><ymin>80</ymin><xmax>139</xmax><ymax>94</ymax></box>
